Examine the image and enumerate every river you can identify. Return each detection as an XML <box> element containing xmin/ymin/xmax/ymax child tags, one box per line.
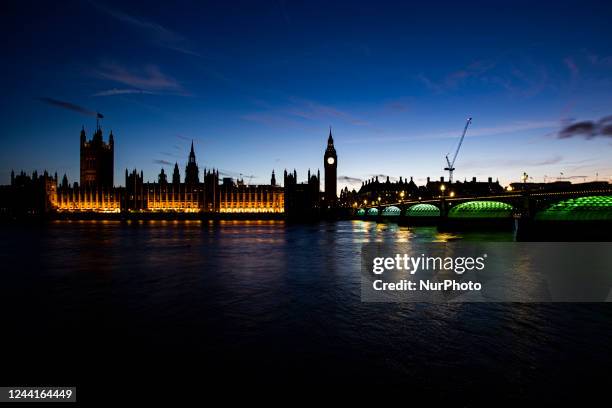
<box><xmin>0</xmin><ymin>220</ymin><xmax>610</xmax><ymax>402</ymax></box>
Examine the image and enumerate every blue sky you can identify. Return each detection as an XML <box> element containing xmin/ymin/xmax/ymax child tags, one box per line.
<box><xmin>2</xmin><ymin>0</ymin><xmax>612</xmax><ymax>190</ymax></box>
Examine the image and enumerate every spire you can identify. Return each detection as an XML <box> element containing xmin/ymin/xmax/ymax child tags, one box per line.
<box><xmin>187</xmin><ymin>140</ymin><xmax>197</xmax><ymax>167</ymax></box>
<box><xmin>172</xmin><ymin>162</ymin><xmax>180</xmax><ymax>184</ymax></box>
<box><xmin>271</xmin><ymin>169</ymin><xmax>276</xmax><ymax>186</ymax></box>
<box><xmin>328</xmin><ymin>126</ymin><xmax>334</xmax><ymax>145</ymax></box>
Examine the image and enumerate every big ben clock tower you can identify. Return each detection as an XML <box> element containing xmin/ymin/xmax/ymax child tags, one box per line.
<box><xmin>324</xmin><ymin>127</ymin><xmax>337</xmax><ymax>206</ymax></box>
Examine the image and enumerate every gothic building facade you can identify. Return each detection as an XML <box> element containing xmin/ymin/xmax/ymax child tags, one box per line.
<box><xmin>80</xmin><ymin>124</ymin><xmax>114</xmax><ymax>187</ymax></box>
<box><xmin>3</xmin><ymin>125</ymin><xmax>341</xmax><ymax>217</ymax></box>
<box><xmin>54</xmin><ymin>127</ymin><xmax>286</xmax><ymax>214</ymax></box>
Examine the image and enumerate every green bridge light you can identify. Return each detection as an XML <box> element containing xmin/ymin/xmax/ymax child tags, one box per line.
<box><xmin>382</xmin><ymin>206</ymin><xmax>401</xmax><ymax>216</ymax></box>
<box><xmin>405</xmin><ymin>203</ymin><xmax>440</xmax><ymax>217</ymax></box>
<box><xmin>535</xmin><ymin>196</ymin><xmax>612</xmax><ymax>221</ymax></box>
<box><xmin>367</xmin><ymin>208</ymin><xmax>379</xmax><ymax>216</ymax></box>
<box><xmin>356</xmin><ymin>208</ymin><xmax>366</xmax><ymax>216</ymax></box>
<box><xmin>448</xmin><ymin>201</ymin><xmax>513</xmax><ymax>219</ymax></box>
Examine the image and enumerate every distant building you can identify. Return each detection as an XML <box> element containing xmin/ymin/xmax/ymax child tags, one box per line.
<box><xmin>345</xmin><ymin>175</ymin><xmax>505</xmax><ymax>206</ymax></box>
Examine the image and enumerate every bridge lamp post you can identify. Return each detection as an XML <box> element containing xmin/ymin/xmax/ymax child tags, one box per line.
<box><xmin>449</xmin><ymin>191</ymin><xmax>455</xmax><ymax>198</ymax></box>
<box><xmin>440</xmin><ymin>184</ymin><xmax>446</xmax><ymax>216</ymax></box>
<box><xmin>400</xmin><ymin>191</ymin><xmax>405</xmax><ymax>200</ymax></box>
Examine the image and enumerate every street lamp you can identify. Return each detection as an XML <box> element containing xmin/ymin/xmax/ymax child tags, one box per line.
<box><xmin>440</xmin><ymin>184</ymin><xmax>446</xmax><ymax>192</ymax></box>
<box><xmin>449</xmin><ymin>191</ymin><xmax>455</xmax><ymax>198</ymax></box>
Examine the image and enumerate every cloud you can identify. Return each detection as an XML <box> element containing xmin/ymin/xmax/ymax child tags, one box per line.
<box><xmin>153</xmin><ymin>159</ymin><xmax>173</xmax><ymax>166</ymax></box>
<box><xmin>286</xmin><ymin>97</ymin><xmax>369</xmax><ymax>126</ymax></box>
<box><xmin>37</xmin><ymin>97</ymin><xmax>98</xmax><ymax>117</ymax></box>
<box><xmin>93</xmin><ymin>88</ymin><xmax>157</xmax><ymax>96</ymax></box>
<box><xmin>531</xmin><ymin>155</ymin><xmax>564</xmax><ymax>166</ymax></box>
<box><xmin>558</xmin><ymin>115</ymin><xmax>612</xmax><ymax>139</ymax></box>
<box><xmin>176</xmin><ymin>134</ymin><xmax>201</xmax><ymax>143</ymax></box>
<box><xmin>242</xmin><ymin>97</ymin><xmax>370</xmax><ymax>130</ymax></box>
<box><xmin>344</xmin><ymin>119</ymin><xmax>558</xmax><ymax>144</ymax></box>
<box><xmin>418</xmin><ymin>59</ymin><xmax>496</xmax><ymax>93</ymax></box>
<box><xmin>89</xmin><ymin>1</ymin><xmax>200</xmax><ymax>57</ymax></box>
<box><xmin>419</xmin><ymin>53</ymin><xmax>555</xmax><ymax>98</ymax></box>
<box><xmin>338</xmin><ymin>176</ymin><xmax>362</xmax><ymax>184</ymax></box>
<box><xmin>94</xmin><ymin>63</ymin><xmax>186</xmax><ymax>94</ymax></box>
<box><xmin>461</xmin><ymin>155</ymin><xmax>564</xmax><ymax>170</ymax></box>
<box><xmin>368</xmin><ymin>174</ymin><xmax>396</xmax><ymax>181</ymax></box>
<box><xmin>160</xmin><ymin>151</ymin><xmax>181</xmax><ymax>159</ymax></box>
<box><xmin>587</xmin><ymin>53</ymin><xmax>612</xmax><ymax>67</ymax></box>
<box><xmin>564</xmin><ymin>57</ymin><xmax>580</xmax><ymax>79</ymax></box>
<box><xmin>240</xmin><ymin>113</ymin><xmax>311</xmax><ymax>130</ymax></box>
<box><xmin>385</xmin><ymin>101</ymin><xmax>410</xmax><ymax>112</ymax></box>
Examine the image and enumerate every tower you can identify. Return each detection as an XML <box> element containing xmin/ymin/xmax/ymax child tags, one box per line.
<box><xmin>158</xmin><ymin>168</ymin><xmax>168</xmax><ymax>185</ymax></box>
<box><xmin>271</xmin><ymin>170</ymin><xmax>276</xmax><ymax>186</ymax></box>
<box><xmin>185</xmin><ymin>141</ymin><xmax>200</xmax><ymax>185</ymax></box>
<box><xmin>324</xmin><ymin>127</ymin><xmax>337</xmax><ymax>206</ymax></box>
<box><xmin>172</xmin><ymin>163</ymin><xmax>181</xmax><ymax>184</ymax></box>
<box><xmin>79</xmin><ymin>123</ymin><xmax>114</xmax><ymax>187</ymax></box>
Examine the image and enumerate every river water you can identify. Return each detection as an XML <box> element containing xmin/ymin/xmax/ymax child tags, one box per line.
<box><xmin>0</xmin><ymin>220</ymin><xmax>610</xmax><ymax>402</ymax></box>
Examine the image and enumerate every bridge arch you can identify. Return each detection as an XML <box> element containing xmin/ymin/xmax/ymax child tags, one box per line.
<box><xmin>448</xmin><ymin>200</ymin><xmax>513</xmax><ymax>219</ymax></box>
<box><xmin>405</xmin><ymin>203</ymin><xmax>440</xmax><ymax>217</ymax></box>
<box><xmin>356</xmin><ymin>208</ymin><xmax>366</xmax><ymax>216</ymax></box>
<box><xmin>381</xmin><ymin>206</ymin><xmax>401</xmax><ymax>216</ymax></box>
<box><xmin>367</xmin><ymin>208</ymin><xmax>379</xmax><ymax>216</ymax></box>
<box><xmin>535</xmin><ymin>195</ymin><xmax>612</xmax><ymax>221</ymax></box>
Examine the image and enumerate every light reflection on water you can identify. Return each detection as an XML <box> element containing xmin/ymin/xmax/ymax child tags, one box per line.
<box><xmin>0</xmin><ymin>219</ymin><xmax>610</xmax><ymax>394</ymax></box>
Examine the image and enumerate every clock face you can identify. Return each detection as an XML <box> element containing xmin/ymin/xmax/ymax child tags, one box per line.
<box><xmin>327</xmin><ymin>157</ymin><xmax>335</xmax><ymax>165</ymax></box>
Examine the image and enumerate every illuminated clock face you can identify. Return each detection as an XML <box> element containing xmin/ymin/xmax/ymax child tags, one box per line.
<box><xmin>327</xmin><ymin>157</ymin><xmax>335</xmax><ymax>165</ymax></box>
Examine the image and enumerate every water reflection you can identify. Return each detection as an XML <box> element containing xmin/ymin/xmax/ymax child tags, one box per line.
<box><xmin>0</xmin><ymin>220</ymin><xmax>610</xmax><ymax>396</ymax></box>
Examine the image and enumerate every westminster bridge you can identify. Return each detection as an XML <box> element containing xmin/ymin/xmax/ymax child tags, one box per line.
<box><xmin>353</xmin><ymin>186</ymin><xmax>612</xmax><ymax>225</ymax></box>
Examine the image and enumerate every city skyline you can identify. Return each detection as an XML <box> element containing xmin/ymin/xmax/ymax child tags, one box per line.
<box><xmin>2</xmin><ymin>0</ymin><xmax>612</xmax><ymax>190</ymax></box>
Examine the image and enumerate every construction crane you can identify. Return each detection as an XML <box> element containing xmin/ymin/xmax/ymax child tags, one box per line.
<box><xmin>444</xmin><ymin>117</ymin><xmax>472</xmax><ymax>183</ymax></box>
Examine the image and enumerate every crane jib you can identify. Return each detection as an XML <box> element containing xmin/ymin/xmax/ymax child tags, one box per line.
<box><xmin>444</xmin><ymin>117</ymin><xmax>472</xmax><ymax>183</ymax></box>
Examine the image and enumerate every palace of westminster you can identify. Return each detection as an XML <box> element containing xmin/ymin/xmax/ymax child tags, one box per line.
<box><xmin>0</xmin><ymin>123</ymin><xmax>509</xmax><ymax>218</ymax></box>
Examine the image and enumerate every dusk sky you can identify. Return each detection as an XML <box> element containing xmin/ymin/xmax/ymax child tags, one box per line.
<box><xmin>2</xmin><ymin>0</ymin><xmax>612</xmax><ymax>190</ymax></box>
